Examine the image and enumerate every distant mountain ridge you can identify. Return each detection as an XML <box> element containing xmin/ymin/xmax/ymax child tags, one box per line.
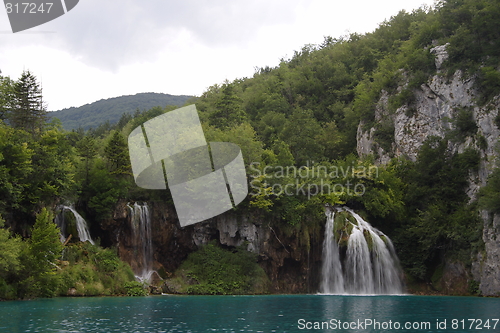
<box><xmin>48</xmin><ymin>92</ymin><xmax>193</xmax><ymax>130</ymax></box>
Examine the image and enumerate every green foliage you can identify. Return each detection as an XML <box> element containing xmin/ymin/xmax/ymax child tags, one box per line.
<box><xmin>477</xmin><ymin>66</ymin><xmax>500</xmax><ymax>105</ymax></box>
<box><xmin>495</xmin><ymin>112</ymin><xmax>500</xmax><ymax>129</ymax></box>
<box><xmin>75</xmin><ymin>128</ymin><xmax>134</xmax><ymax>220</ymax></box>
<box><xmin>388</xmin><ymin>87</ymin><xmax>418</xmax><ymax>114</ymax></box>
<box><xmin>0</xmin><ymin>216</ymin><xmax>22</xmax><ymax>282</ymax></box>
<box><xmin>208</xmin><ymin>83</ymin><xmax>247</xmax><ymax>129</ymax></box>
<box><xmin>18</xmin><ymin>208</ymin><xmax>64</xmax><ymax>298</ymax></box>
<box><xmin>125</xmin><ymin>106</ymin><xmax>166</xmax><ymax>134</ymax></box>
<box><xmin>0</xmin><ymin>118</ymin><xmax>77</xmax><ymax>216</ymax></box>
<box><xmin>49</xmin><ymin>93</ymin><xmax>192</xmax><ymax>130</ymax></box>
<box><xmin>279</xmin><ymin>108</ymin><xmax>325</xmax><ymax>165</ymax></box>
<box><xmin>57</xmin><ymin>243</ymin><xmax>136</xmax><ymax>297</ymax></box>
<box><xmin>76</xmin><ymin>135</ymin><xmax>98</xmax><ymax>186</ymax></box>
<box><xmin>6</xmin><ymin>70</ymin><xmax>47</xmax><ymax>135</ymax></box>
<box><xmin>439</xmin><ymin>0</ymin><xmax>500</xmax><ymax>103</ymax></box>
<box><xmin>451</xmin><ymin>108</ymin><xmax>477</xmax><ymax>140</ymax></box>
<box><xmin>477</xmin><ymin>134</ymin><xmax>488</xmax><ymax>150</ymax></box>
<box><xmin>85</xmin><ymin>159</ymin><xmax>130</xmax><ymax>219</ymax></box>
<box><xmin>479</xmin><ymin>166</ymin><xmax>500</xmax><ymax>214</ymax></box>
<box><xmin>374</xmin><ymin>121</ymin><xmax>395</xmax><ymax>153</ymax></box>
<box><xmin>176</xmin><ymin>242</ymin><xmax>269</xmax><ymax>295</ymax></box>
<box><xmin>124</xmin><ymin>281</ymin><xmax>149</xmax><ymax>296</ymax></box>
<box><xmin>0</xmin><ymin>75</ymin><xmax>14</xmax><ymax>121</ymax></box>
<box><xmin>104</xmin><ymin>131</ymin><xmax>131</xmax><ymax>176</ymax></box>
<box><xmin>468</xmin><ymin>279</ymin><xmax>481</xmax><ymax>296</ymax></box>
<box><xmin>392</xmin><ymin>137</ymin><xmax>482</xmax><ymax>280</ymax></box>
<box><xmin>203</xmin><ymin>122</ymin><xmax>266</xmax><ymax>167</ymax></box>
<box><xmin>0</xmin><ymin>122</ymin><xmax>33</xmax><ymax>212</ymax></box>
<box><xmin>354</xmin><ymin>161</ymin><xmax>405</xmax><ymax>220</ymax></box>
<box><xmin>27</xmin><ymin>126</ymin><xmax>77</xmax><ymax>205</ymax></box>
<box><xmin>76</xmin><ymin>135</ymin><xmax>97</xmax><ymax>160</ymax></box>
<box><xmin>29</xmin><ymin>208</ymin><xmax>64</xmax><ymax>274</ymax></box>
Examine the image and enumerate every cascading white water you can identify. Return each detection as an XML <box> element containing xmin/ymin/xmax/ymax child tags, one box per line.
<box><xmin>127</xmin><ymin>202</ymin><xmax>154</xmax><ymax>283</ymax></box>
<box><xmin>345</xmin><ymin>226</ymin><xmax>374</xmax><ymax>294</ymax></box>
<box><xmin>55</xmin><ymin>205</ymin><xmax>94</xmax><ymax>245</ymax></box>
<box><xmin>320</xmin><ymin>210</ymin><xmax>345</xmax><ymax>294</ymax></box>
<box><xmin>320</xmin><ymin>206</ymin><xmax>404</xmax><ymax>294</ymax></box>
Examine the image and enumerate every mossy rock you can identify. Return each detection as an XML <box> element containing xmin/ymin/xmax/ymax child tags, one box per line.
<box><xmin>333</xmin><ymin>212</ymin><xmax>355</xmax><ymax>243</ymax></box>
<box><xmin>431</xmin><ymin>264</ymin><xmax>444</xmax><ymax>291</ymax></box>
<box><xmin>363</xmin><ymin>230</ymin><xmax>374</xmax><ymax>251</ymax></box>
<box><xmin>379</xmin><ymin>235</ymin><xmax>388</xmax><ymax>245</ymax></box>
<box><xmin>61</xmin><ymin>211</ymin><xmax>78</xmax><ymax>240</ymax></box>
<box><xmin>338</xmin><ymin>235</ymin><xmax>350</xmax><ymax>248</ymax></box>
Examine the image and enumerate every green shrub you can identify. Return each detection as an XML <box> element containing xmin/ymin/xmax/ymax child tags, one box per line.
<box><xmin>453</xmin><ymin>108</ymin><xmax>477</xmax><ymax>138</ymax></box>
<box><xmin>468</xmin><ymin>279</ymin><xmax>481</xmax><ymax>296</ymax></box>
<box><xmin>388</xmin><ymin>88</ymin><xmax>415</xmax><ymax>111</ymax></box>
<box><xmin>374</xmin><ymin>121</ymin><xmax>395</xmax><ymax>153</ymax></box>
<box><xmin>56</xmin><ymin>243</ymin><xmax>135</xmax><ymax>297</ymax></box>
<box><xmin>494</xmin><ymin>112</ymin><xmax>500</xmax><ymax>129</ymax></box>
<box><xmin>477</xmin><ymin>134</ymin><xmax>488</xmax><ymax>150</ymax></box>
<box><xmin>479</xmin><ymin>167</ymin><xmax>500</xmax><ymax>214</ymax></box>
<box><xmin>94</xmin><ymin>248</ymin><xmax>120</xmax><ymax>273</ymax></box>
<box><xmin>477</xmin><ymin>66</ymin><xmax>500</xmax><ymax>105</ymax></box>
<box><xmin>124</xmin><ymin>281</ymin><xmax>148</xmax><ymax>296</ymax></box>
<box><xmin>177</xmin><ymin>241</ymin><xmax>270</xmax><ymax>295</ymax></box>
<box><xmin>0</xmin><ymin>278</ymin><xmax>17</xmax><ymax>300</ymax></box>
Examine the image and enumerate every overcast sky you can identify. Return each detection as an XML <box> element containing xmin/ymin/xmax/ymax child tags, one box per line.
<box><xmin>0</xmin><ymin>0</ymin><xmax>436</xmax><ymax>111</ymax></box>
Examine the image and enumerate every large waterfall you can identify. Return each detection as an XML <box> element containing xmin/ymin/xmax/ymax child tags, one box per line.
<box><xmin>55</xmin><ymin>205</ymin><xmax>94</xmax><ymax>245</ymax></box>
<box><xmin>320</xmin><ymin>206</ymin><xmax>404</xmax><ymax>294</ymax></box>
<box><xmin>127</xmin><ymin>202</ymin><xmax>154</xmax><ymax>283</ymax></box>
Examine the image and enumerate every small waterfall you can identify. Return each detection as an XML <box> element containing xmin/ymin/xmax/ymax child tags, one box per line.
<box><xmin>320</xmin><ymin>206</ymin><xmax>404</xmax><ymax>294</ymax></box>
<box><xmin>55</xmin><ymin>205</ymin><xmax>94</xmax><ymax>245</ymax></box>
<box><xmin>127</xmin><ymin>202</ymin><xmax>154</xmax><ymax>283</ymax></box>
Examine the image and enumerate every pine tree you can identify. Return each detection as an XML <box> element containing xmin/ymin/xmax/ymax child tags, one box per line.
<box><xmin>0</xmin><ymin>75</ymin><xmax>14</xmax><ymax>122</ymax></box>
<box><xmin>8</xmin><ymin>71</ymin><xmax>47</xmax><ymax>134</ymax></box>
<box><xmin>104</xmin><ymin>131</ymin><xmax>131</xmax><ymax>176</ymax></box>
<box><xmin>76</xmin><ymin>135</ymin><xmax>98</xmax><ymax>186</ymax></box>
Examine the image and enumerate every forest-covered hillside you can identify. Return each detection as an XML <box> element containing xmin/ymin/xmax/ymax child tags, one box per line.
<box><xmin>48</xmin><ymin>93</ymin><xmax>193</xmax><ymax>130</ymax></box>
<box><xmin>1</xmin><ymin>0</ymin><xmax>500</xmax><ymax>299</ymax></box>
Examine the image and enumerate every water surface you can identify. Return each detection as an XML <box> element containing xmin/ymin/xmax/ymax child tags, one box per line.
<box><xmin>1</xmin><ymin>294</ymin><xmax>499</xmax><ymax>332</ymax></box>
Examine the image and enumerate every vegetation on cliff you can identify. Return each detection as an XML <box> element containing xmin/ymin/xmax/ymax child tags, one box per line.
<box><xmin>167</xmin><ymin>242</ymin><xmax>270</xmax><ymax>295</ymax></box>
<box><xmin>0</xmin><ymin>211</ymin><xmax>136</xmax><ymax>300</ymax></box>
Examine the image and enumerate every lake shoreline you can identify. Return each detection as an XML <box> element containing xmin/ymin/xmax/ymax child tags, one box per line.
<box><xmin>2</xmin><ymin>290</ymin><xmax>498</xmax><ymax>302</ymax></box>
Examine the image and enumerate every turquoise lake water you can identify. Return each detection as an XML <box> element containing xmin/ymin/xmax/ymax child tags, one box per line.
<box><xmin>0</xmin><ymin>295</ymin><xmax>499</xmax><ymax>332</ymax></box>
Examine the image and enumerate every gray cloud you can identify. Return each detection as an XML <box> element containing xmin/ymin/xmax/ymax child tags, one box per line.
<box><xmin>43</xmin><ymin>0</ymin><xmax>301</xmax><ymax>71</ymax></box>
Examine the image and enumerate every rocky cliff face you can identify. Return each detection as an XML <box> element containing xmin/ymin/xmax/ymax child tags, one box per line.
<box><xmin>101</xmin><ymin>201</ymin><xmax>322</xmax><ymax>293</ymax></box>
<box><xmin>357</xmin><ymin>44</ymin><xmax>500</xmax><ymax>296</ymax></box>
<box><xmin>101</xmin><ymin>200</ymin><xmax>197</xmax><ymax>275</ymax></box>
<box><xmin>195</xmin><ymin>213</ymin><xmax>323</xmax><ymax>293</ymax></box>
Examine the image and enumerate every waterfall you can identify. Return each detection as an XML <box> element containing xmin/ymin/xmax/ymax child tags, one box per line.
<box><xmin>127</xmin><ymin>202</ymin><xmax>154</xmax><ymax>283</ymax></box>
<box><xmin>320</xmin><ymin>210</ymin><xmax>345</xmax><ymax>294</ymax></box>
<box><xmin>320</xmin><ymin>206</ymin><xmax>404</xmax><ymax>294</ymax></box>
<box><xmin>55</xmin><ymin>205</ymin><xmax>94</xmax><ymax>245</ymax></box>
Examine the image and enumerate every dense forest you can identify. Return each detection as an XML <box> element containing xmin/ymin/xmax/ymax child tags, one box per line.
<box><xmin>48</xmin><ymin>92</ymin><xmax>193</xmax><ymax>131</ymax></box>
<box><xmin>1</xmin><ymin>0</ymin><xmax>500</xmax><ymax>299</ymax></box>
